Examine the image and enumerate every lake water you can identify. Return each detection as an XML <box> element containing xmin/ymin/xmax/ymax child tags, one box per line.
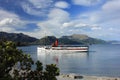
<box><xmin>18</xmin><ymin>44</ymin><xmax>120</xmax><ymax>77</ymax></box>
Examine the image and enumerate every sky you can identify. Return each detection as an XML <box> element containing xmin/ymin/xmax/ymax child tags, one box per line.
<box><xmin>0</xmin><ymin>0</ymin><xmax>120</xmax><ymax>41</ymax></box>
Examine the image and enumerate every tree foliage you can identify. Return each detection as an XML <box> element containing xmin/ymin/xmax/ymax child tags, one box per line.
<box><xmin>0</xmin><ymin>41</ymin><xmax>59</xmax><ymax>80</ymax></box>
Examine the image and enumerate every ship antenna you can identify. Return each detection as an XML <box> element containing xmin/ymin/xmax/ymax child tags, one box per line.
<box><xmin>44</xmin><ymin>30</ymin><xmax>47</xmax><ymax>47</ymax></box>
<box><xmin>44</xmin><ymin>32</ymin><xmax>47</xmax><ymax>46</ymax></box>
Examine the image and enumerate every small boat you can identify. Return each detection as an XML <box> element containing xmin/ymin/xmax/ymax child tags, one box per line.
<box><xmin>37</xmin><ymin>39</ymin><xmax>89</xmax><ymax>53</ymax></box>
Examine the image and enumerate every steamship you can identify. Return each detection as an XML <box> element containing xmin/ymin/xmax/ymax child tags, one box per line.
<box><xmin>37</xmin><ymin>39</ymin><xmax>89</xmax><ymax>53</ymax></box>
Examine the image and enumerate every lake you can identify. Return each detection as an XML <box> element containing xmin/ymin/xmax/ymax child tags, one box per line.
<box><xmin>18</xmin><ymin>44</ymin><xmax>120</xmax><ymax>77</ymax></box>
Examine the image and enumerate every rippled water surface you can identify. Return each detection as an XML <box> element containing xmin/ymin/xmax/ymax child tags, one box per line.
<box><xmin>18</xmin><ymin>44</ymin><xmax>120</xmax><ymax>77</ymax></box>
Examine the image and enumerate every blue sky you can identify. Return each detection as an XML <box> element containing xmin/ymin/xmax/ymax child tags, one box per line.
<box><xmin>0</xmin><ymin>0</ymin><xmax>120</xmax><ymax>40</ymax></box>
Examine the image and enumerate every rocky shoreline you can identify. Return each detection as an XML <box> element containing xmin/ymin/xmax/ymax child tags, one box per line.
<box><xmin>56</xmin><ymin>74</ymin><xmax>120</xmax><ymax>80</ymax></box>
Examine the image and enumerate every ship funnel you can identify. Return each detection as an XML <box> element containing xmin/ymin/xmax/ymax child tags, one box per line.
<box><xmin>52</xmin><ymin>39</ymin><xmax>58</xmax><ymax>47</ymax></box>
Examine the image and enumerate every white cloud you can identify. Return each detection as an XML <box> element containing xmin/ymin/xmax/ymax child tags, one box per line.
<box><xmin>21</xmin><ymin>0</ymin><xmax>120</xmax><ymax>40</ymax></box>
<box><xmin>63</xmin><ymin>20</ymin><xmax>100</xmax><ymax>29</ymax></box>
<box><xmin>0</xmin><ymin>18</ymin><xmax>13</xmax><ymax>26</ymax></box>
<box><xmin>101</xmin><ymin>0</ymin><xmax>120</xmax><ymax>22</ymax></box>
<box><xmin>91</xmin><ymin>27</ymin><xmax>101</xmax><ymax>30</ymax></box>
<box><xmin>0</xmin><ymin>0</ymin><xmax>120</xmax><ymax>40</ymax></box>
<box><xmin>36</xmin><ymin>7</ymin><xmax>104</xmax><ymax>38</ymax></box>
<box><xmin>22</xmin><ymin>3</ymin><xmax>46</xmax><ymax>16</ymax></box>
<box><xmin>0</xmin><ymin>9</ymin><xmax>47</xmax><ymax>38</ymax></box>
<box><xmin>28</xmin><ymin>0</ymin><xmax>53</xmax><ymax>9</ymax></box>
<box><xmin>0</xmin><ymin>9</ymin><xmax>27</xmax><ymax>32</ymax></box>
<box><xmin>37</xmin><ymin>8</ymin><xmax>70</xmax><ymax>38</ymax></box>
<box><xmin>72</xmin><ymin>0</ymin><xmax>120</xmax><ymax>40</ymax></box>
<box><xmin>48</xmin><ymin>8</ymin><xmax>70</xmax><ymax>22</ymax></box>
<box><xmin>55</xmin><ymin>1</ymin><xmax>69</xmax><ymax>9</ymax></box>
<box><xmin>63</xmin><ymin>22</ymin><xmax>89</xmax><ymax>28</ymax></box>
<box><xmin>72</xmin><ymin>0</ymin><xmax>101</xmax><ymax>6</ymax></box>
<box><xmin>0</xmin><ymin>9</ymin><xmax>18</xmax><ymax>20</ymax></box>
<box><xmin>89</xmin><ymin>0</ymin><xmax>120</xmax><ymax>23</ymax></box>
<box><xmin>75</xmin><ymin>23</ymin><xmax>88</xmax><ymax>28</ymax></box>
<box><xmin>21</xmin><ymin>0</ymin><xmax>54</xmax><ymax>16</ymax></box>
<box><xmin>63</xmin><ymin>22</ymin><xmax>74</xmax><ymax>28</ymax></box>
<box><xmin>0</xmin><ymin>18</ymin><xmax>26</xmax><ymax>27</ymax></box>
<box><xmin>102</xmin><ymin>0</ymin><xmax>120</xmax><ymax>13</ymax></box>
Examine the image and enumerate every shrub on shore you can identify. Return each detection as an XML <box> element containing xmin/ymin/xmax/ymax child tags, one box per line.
<box><xmin>0</xmin><ymin>41</ymin><xmax>59</xmax><ymax>80</ymax></box>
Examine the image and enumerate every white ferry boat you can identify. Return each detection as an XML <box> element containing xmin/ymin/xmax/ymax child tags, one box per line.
<box><xmin>37</xmin><ymin>39</ymin><xmax>89</xmax><ymax>53</ymax></box>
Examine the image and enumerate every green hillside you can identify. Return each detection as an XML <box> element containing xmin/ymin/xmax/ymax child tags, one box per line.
<box><xmin>0</xmin><ymin>32</ymin><xmax>38</xmax><ymax>46</ymax></box>
<box><xmin>0</xmin><ymin>31</ymin><xmax>107</xmax><ymax>46</ymax></box>
<box><xmin>35</xmin><ymin>34</ymin><xmax>107</xmax><ymax>45</ymax></box>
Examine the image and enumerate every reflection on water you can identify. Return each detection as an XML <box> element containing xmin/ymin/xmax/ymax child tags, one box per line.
<box><xmin>19</xmin><ymin>44</ymin><xmax>120</xmax><ymax>77</ymax></box>
<box><xmin>37</xmin><ymin>51</ymin><xmax>89</xmax><ymax>74</ymax></box>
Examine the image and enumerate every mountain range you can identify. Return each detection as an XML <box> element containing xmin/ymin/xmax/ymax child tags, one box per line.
<box><xmin>0</xmin><ymin>32</ymin><xmax>38</xmax><ymax>46</ymax></box>
<box><xmin>0</xmin><ymin>31</ymin><xmax>108</xmax><ymax>46</ymax></box>
<box><xmin>34</xmin><ymin>34</ymin><xmax>107</xmax><ymax>45</ymax></box>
